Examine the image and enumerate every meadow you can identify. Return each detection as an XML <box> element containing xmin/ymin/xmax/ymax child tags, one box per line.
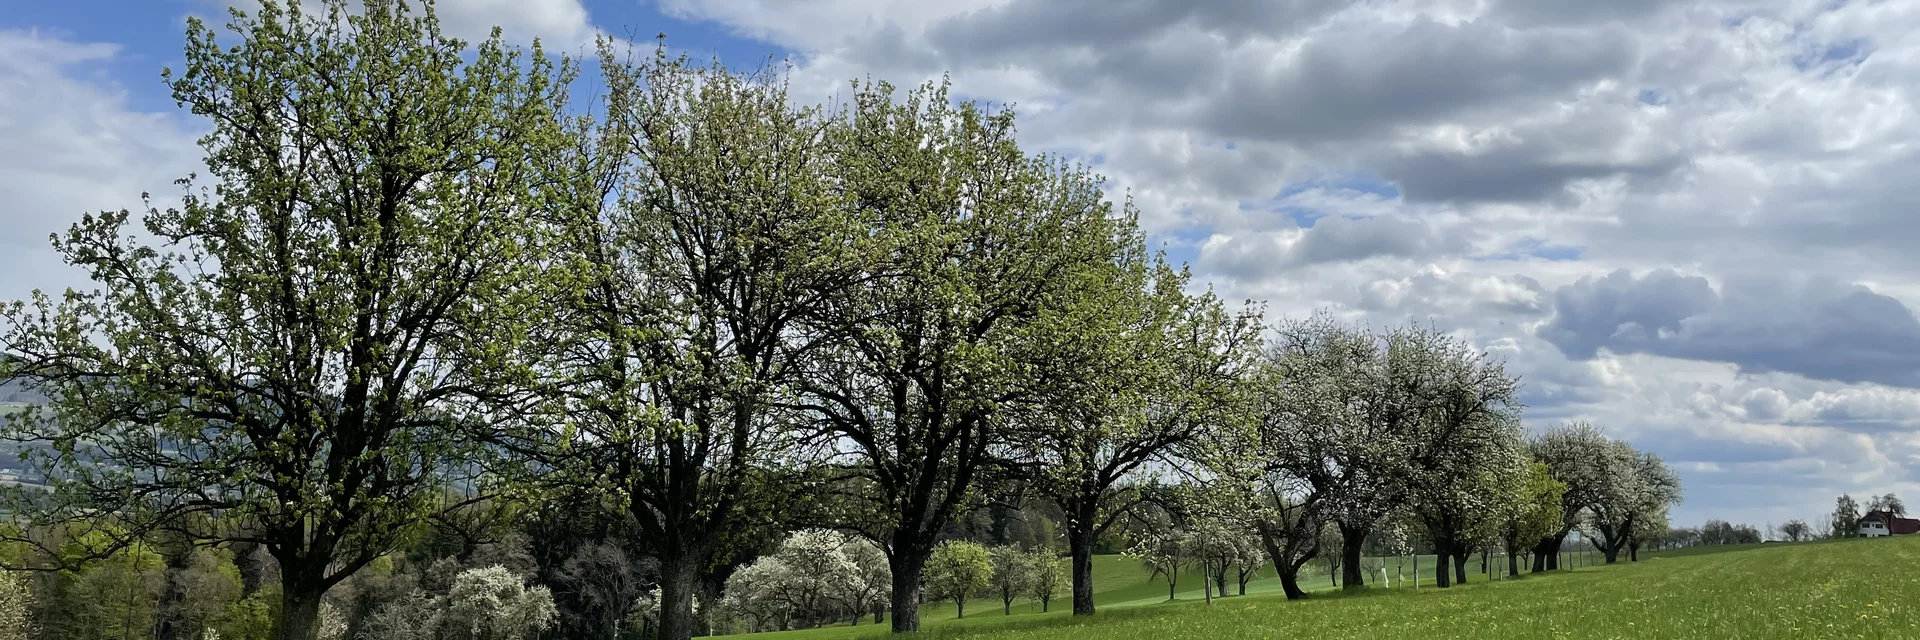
<box><xmin>717</xmin><ymin>536</ymin><xmax>1917</xmax><ymax>639</ymax></box>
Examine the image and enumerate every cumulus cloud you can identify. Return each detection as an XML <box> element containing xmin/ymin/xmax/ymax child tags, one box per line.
<box><xmin>215</xmin><ymin>0</ymin><xmax>600</xmax><ymax>48</ymax></box>
<box><xmin>1203</xmin><ymin>219</ymin><xmax>1421</xmax><ymax>275</ymax></box>
<box><xmin>432</xmin><ymin>0</ymin><xmax>597</xmax><ymax>49</ymax></box>
<box><xmin>1487</xmin><ymin>0</ymin><xmax>1697</xmax><ymax>27</ymax></box>
<box><xmin>1541</xmin><ymin>270</ymin><xmax>1920</xmax><ymax>388</ymax></box>
<box><xmin>0</xmin><ymin>30</ymin><xmax>203</xmax><ymax>304</ymax></box>
<box><xmin>1184</xmin><ymin>17</ymin><xmax>1642</xmax><ymax>145</ymax></box>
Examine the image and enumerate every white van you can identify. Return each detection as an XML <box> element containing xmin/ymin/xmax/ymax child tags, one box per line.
<box><xmin>1861</xmin><ymin>520</ymin><xmax>1891</xmax><ymax>537</ymax></box>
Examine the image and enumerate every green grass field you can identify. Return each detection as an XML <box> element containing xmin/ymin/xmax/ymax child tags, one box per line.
<box><xmin>715</xmin><ymin>536</ymin><xmax>1919</xmax><ymax>639</ymax></box>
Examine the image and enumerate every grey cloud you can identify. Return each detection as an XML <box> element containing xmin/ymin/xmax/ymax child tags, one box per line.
<box><xmin>1488</xmin><ymin>0</ymin><xmax>1696</xmax><ymax>27</ymax></box>
<box><xmin>928</xmin><ymin>0</ymin><xmax>1342</xmax><ymax>56</ymax></box>
<box><xmin>906</xmin><ymin>5</ymin><xmax>1642</xmax><ymax>145</ymax></box>
<box><xmin>1354</xmin><ymin>271</ymin><xmax>1551</xmax><ymax>318</ymax></box>
<box><xmin>1201</xmin><ymin>214</ymin><xmax>1468</xmax><ymax>279</ymax></box>
<box><xmin>915</xmin><ymin>2</ymin><xmax>1330</xmax><ymax>102</ymax></box>
<box><xmin>1541</xmin><ymin>270</ymin><xmax>1920</xmax><ymax>388</ymax></box>
<box><xmin>1538</xmin><ymin>269</ymin><xmax>1717</xmax><ymax>359</ymax></box>
<box><xmin>1293</xmin><ymin>215</ymin><xmax>1451</xmax><ymax>266</ymax></box>
<box><xmin>1379</xmin><ymin>143</ymin><xmax>1685</xmax><ymax>204</ymax></box>
<box><xmin>1190</xmin><ymin>17</ymin><xmax>1640</xmax><ymax>143</ymax></box>
<box><xmin>1742</xmin><ymin>388</ymin><xmax>1790</xmax><ymax>421</ymax></box>
<box><xmin>1630</xmin><ymin>424</ymin><xmax>1804</xmax><ymax>465</ymax></box>
<box><xmin>1518</xmin><ymin>382</ymin><xmax>1611</xmax><ymax>412</ymax></box>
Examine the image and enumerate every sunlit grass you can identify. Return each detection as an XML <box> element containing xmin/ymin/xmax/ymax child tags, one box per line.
<box><xmin>713</xmin><ymin>537</ymin><xmax>1916</xmax><ymax>639</ymax></box>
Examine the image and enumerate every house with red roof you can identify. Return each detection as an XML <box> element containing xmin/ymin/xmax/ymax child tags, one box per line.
<box><xmin>1859</xmin><ymin>510</ymin><xmax>1920</xmax><ymax>537</ymax></box>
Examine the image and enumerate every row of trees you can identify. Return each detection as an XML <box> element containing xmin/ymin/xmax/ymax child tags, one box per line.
<box><xmin>716</xmin><ymin>529</ymin><xmax>1091</xmax><ymax>637</ymax></box>
<box><xmin>1648</xmin><ymin>491</ymin><xmax>1910</xmax><ymax>549</ymax></box>
<box><xmin>0</xmin><ymin>2</ymin><xmax>1683</xmax><ymax>639</ymax></box>
<box><xmin>1650</xmin><ymin>521</ymin><xmax>1764</xmax><ymax>548</ymax></box>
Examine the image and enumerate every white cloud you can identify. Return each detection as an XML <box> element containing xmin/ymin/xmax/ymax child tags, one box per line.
<box><xmin>212</xmin><ymin>0</ymin><xmax>601</xmax><ymax>49</ymax></box>
<box><xmin>0</xmin><ymin>30</ymin><xmax>203</xmax><ymax>304</ymax></box>
<box><xmin>433</xmin><ymin>0</ymin><xmax>597</xmax><ymax>49</ymax></box>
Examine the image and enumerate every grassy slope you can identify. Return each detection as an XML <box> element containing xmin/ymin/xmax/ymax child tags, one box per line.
<box><xmin>717</xmin><ymin>537</ymin><xmax>1919</xmax><ymax>639</ymax></box>
<box><xmin>718</xmin><ymin>551</ymin><xmax>1536</xmax><ymax>639</ymax></box>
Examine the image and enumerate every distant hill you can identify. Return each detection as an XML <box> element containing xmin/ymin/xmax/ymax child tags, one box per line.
<box><xmin>0</xmin><ymin>354</ymin><xmax>48</xmax><ymax>405</ymax></box>
<box><xmin>0</xmin><ymin>377</ymin><xmax>46</xmax><ymax>405</ymax></box>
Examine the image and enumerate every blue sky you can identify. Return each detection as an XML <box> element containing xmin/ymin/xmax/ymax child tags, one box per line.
<box><xmin>5</xmin><ymin>0</ymin><xmax>784</xmax><ymax>112</ymax></box>
<box><xmin>8</xmin><ymin>0</ymin><xmax>1920</xmax><ymax>532</ymax></box>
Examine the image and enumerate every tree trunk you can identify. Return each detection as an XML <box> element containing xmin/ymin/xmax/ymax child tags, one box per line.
<box><xmin>275</xmin><ymin>577</ymin><xmax>324</xmax><ymax>640</ymax></box>
<box><xmin>1507</xmin><ymin>550</ymin><xmax>1520</xmax><ymax>576</ymax></box>
<box><xmin>1339</xmin><ymin>522</ymin><xmax>1367</xmax><ymax>590</ymax></box>
<box><xmin>1532</xmin><ymin>531</ymin><xmax>1566</xmax><ymax>573</ymax></box>
<box><xmin>1070</xmin><ymin>528</ymin><xmax>1097</xmax><ymax>616</ymax></box>
<box><xmin>873</xmin><ymin>606</ymin><xmax>884</xmax><ymax>624</ymax></box>
<box><xmin>1274</xmin><ymin>558</ymin><xmax>1309</xmax><ymax>600</ymax></box>
<box><xmin>1040</xmin><ymin>595</ymin><xmax>1049</xmax><ymax>613</ymax></box>
<box><xmin>1629</xmin><ymin>542</ymin><xmax>1641</xmax><ymax>562</ymax></box>
<box><xmin>1602</xmin><ymin>545</ymin><xmax>1620</xmax><ymax>564</ymax></box>
<box><xmin>657</xmin><ymin>556</ymin><xmax>701</xmax><ymax>640</ymax></box>
<box><xmin>1214</xmin><ymin>572</ymin><xmax>1227</xmax><ymax>598</ymax></box>
<box><xmin>1432</xmin><ymin>551</ymin><xmax>1451</xmax><ymax>588</ymax></box>
<box><xmin>889</xmin><ymin>551</ymin><xmax>927</xmax><ymax>633</ymax></box>
<box><xmin>1452</xmin><ymin>551</ymin><xmax>1468</xmax><ymax>585</ymax></box>
<box><xmin>956</xmin><ymin>597</ymin><xmax>965</xmax><ymax>619</ymax></box>
<box><xmin>157</xmin><ymin>550</ymin><xmax>193</xmax><ymax>640</ymax></box>
<box><xmin>1004</xmin><ymin>597</ymin><xmax>1011</xmax><ymax>615</ymax></box>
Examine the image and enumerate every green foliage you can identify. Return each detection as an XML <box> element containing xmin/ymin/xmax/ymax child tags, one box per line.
<box><xmin>0</xmin><ymin>1</ymin><xmax>574</xmax><ymax>638</ymax></box>
<box><xmin>217</xmin><ymin>586</ymin><xmax>281</xmax><ymax>640</ymax></box>
<box><xmin>65</xmin><ymin>543</ymin><xmax>166</xmax><ymax>639</ymax></box>
<box><xmin>925</xmin><ymin>542</ymin><xmax>994</xmax><ymax>618</ymax></box>
<box><xmin>497</xmin><ymin>37</ymin><xmax>862</xmax><ymax>640</ymax></box>
<box><xmin>796</xmin><ymin>75</ymin><xmax>1132</xmax><ymax>632</ymax></box>
<box><xmin>172</xmin><ymin>548</ymin><xmax>247</xmax><ymax>640</ymax></box>
<box><xmin>1529</xmin><ymin>422</ymin><xmax>1620</xmax><ymax>537</ymax></box>
<box><xmin>1007</xmin><ymin>194</ymin><xmax>1261</xmax><ymax>613</ymax></box>
<box><xmin>1020</xmin><ymin>551</ymin><xmax>1063</xmax><ymax>611</ymax></box>
<box><xmin>1832</xmin><ymin>494</ymin><xmax>1862</xmax><ymax>538</ymax></box>
<box><xmin>1501</xmin><ymin>462</ymin><xmax>1567</xmax><ymax>555</ymax></box>
<box><xmin>988</xmin><ymin>546</ymin><xmax>1030</xmax><ymax>613</ymax></box>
